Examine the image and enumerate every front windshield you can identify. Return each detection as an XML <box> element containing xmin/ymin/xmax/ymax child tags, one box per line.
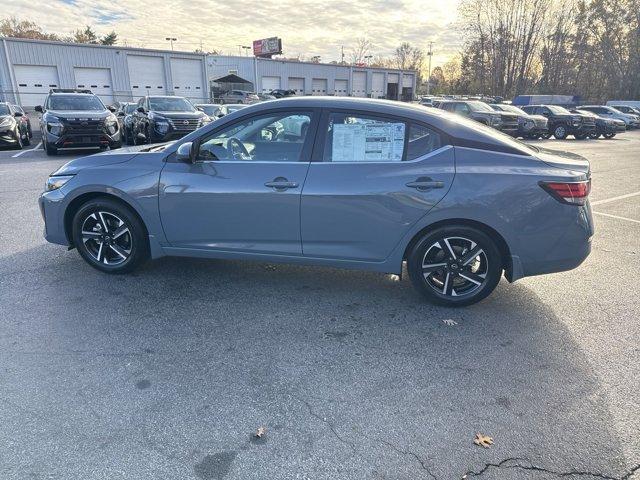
<box><xmin>48</xmin><ymin>95</ymin><xmax>105</xmax><ymax>111</ymax></box>
<box><xmin>468</xmin><ymin>101</ymin><xmax>494</xmax><ymax>112</ymax></box>
<box><xmin>148</xmin><ymin>97</ymin><xmax>195</xmax><ymax>112</ymax></box>
<box><xmin>548</xmin><ymin>105</ymin><xmax>571</xmax><ymax>114</ymax></box>
<box><xmin>500</xmin><ymin>104</ymin><xmax>527</xmax><ymax>115</ymax></box>
<box><xmin>197</xmin><ymin>105</ymin><xmax>218</xmax><ymax>116</ymax></box>
<box><xmin>124</xmin><ymin>104</ymin><xmax>137</xmax><ymax>114</ymax></box>
<box><xmin>0</xmin><ymin>104</ymin><xmax>10</xmax><ymax>115</ymax></box>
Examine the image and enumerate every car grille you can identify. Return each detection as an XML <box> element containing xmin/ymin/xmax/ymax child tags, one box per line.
<box><xmin>581</xmin><ymin>117</ymin><xmax>596</xmax><ymax>127</ymax></box>
<box><xmin>64</xmin><ymin>119</ymin><xmax>104</xmax><ymax>134</ymax></box>
<box><xmin>501</xmin><ymin>114</ymin><xmax>518</xmax><ymax>129</ymax></box>
<box><xmin>534</xmin><ymin>118</ymin><xmax>548</xmax><ymax>128</ymax></box>
<box><xmin>167</xmin><ymin>118</ymin><xmax>202</xmax><ymax>132</ymax></box>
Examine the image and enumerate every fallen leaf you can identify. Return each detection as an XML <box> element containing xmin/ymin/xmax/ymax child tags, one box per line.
<box><xmin>255</xmin><ymin>426</ymin><xmax>266</xmax><ymax>438</ymax></box>
<box><xmin>443</xmin><ymin>319</ymin><xmax>458</xmax><ymax>326</ymax></box>
<box><xmin>474</xmin><ymin>433</ymin><xmax>493</xmax><ymax>448</ymax></box>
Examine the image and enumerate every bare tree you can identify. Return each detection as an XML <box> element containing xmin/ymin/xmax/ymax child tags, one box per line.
<box><xmin>350</xmin><ymin>37</ymin><xmax>372</xmax><ymax>65</ymax></box>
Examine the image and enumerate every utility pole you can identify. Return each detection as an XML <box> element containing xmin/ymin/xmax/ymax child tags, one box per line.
<box><xmin>341</xmin><ymin>45</ymin><xmax>345</xmax><ymax>65</ymax></box>
<box><xmin>365</xmin><ymin>55</ymin><xmax>373</xmax><ymax>66</ymax></box>
<box><xmin>426</xmin><ymin>41</ymin><xmax>434</xmax><ymax>95</ymax></box>
<box><xmin>237</xmin><ymin>44</ymin><xmax>243</xmax><ymax>55</ymax></box>
<box><xmin>166</xmin><ymin>37</ymin><xmax>177</xmax><ymax>51</ymax></box>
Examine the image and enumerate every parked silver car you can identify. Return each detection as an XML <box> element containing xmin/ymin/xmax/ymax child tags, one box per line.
<box><xmin>39</xmin><ymin>98</ymin><xmax>593</xmax><ymax>306</ymax></box>
<box><xmin>578</xmin><ymin>105</ymin><xmax>640</xmax><ymax>129</ymax></box>
<box><xmin>220</xmin><ymin>90</ymin><xmax>259</xmax><ymax>105</ymax></box>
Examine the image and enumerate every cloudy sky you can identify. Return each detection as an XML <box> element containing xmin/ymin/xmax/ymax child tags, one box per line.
<box><xmin>15</xmin><ymin>0</ymin><xmax>461</xmax><ymax>68</ymax></box>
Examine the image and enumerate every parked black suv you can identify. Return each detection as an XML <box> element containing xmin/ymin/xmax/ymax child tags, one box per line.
<box><xmin>439</xmin><ymin>100</ymin><xmax>519</xmax><ymax>135</ymax></box>
<box><xmin>131</xmin><ymin>96</ymin><xmax>210</xmax><ymax>144</ymax></box>
<box><xmin>570</xmin><ymin>109</ymin><xmax>626</xmax><ymax>139</ymax></box>
<box><xmin>36</xmin><ymin>89</ymin><xmax>121</xmax><ymax>155</ymax></box>
<box><xmin>520</xmin><ymin>105</ymin><xmax>595</xmax><ymax>139</ymax></box>
<box><xmin>269</xmin><ymin>89</ymin><xmax>296</xmax><ymax>99</ymax></box>
<box><xmin>490</xmin><ymin>103</ymin><xmax>548</xmax><ymax>139</ymax></box>
<box><xmin>0</xmin><ymin>102</ymin><xmax>31</xmax><ymax>149</ymax></box>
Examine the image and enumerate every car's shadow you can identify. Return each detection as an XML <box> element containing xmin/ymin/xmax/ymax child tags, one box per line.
<box><xmin>0</xmin><ymin>246</ymin><xmax>631</xmax><ymax>479</ymax></box>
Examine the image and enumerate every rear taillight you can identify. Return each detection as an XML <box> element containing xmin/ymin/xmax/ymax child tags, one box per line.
<box><xmin>540</xmin><ymin>180</ymin><xmax>591</xmax><ymax>205</ymax></box>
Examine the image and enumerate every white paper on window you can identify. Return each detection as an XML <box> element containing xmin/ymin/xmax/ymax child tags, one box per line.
<box><xmin>332</xmin><ymin>122</ymin><xmax>405</xmax><ymax>162</ymax></box>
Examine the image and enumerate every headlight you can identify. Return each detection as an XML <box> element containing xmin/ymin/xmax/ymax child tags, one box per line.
<box><xmin>45</xmin><ymin>115</ymin><xmax>64</xmax><ymax>136</ymax></box>
<box><xmin>45</xmin><ymin>175</ymin><xmax>74</xmax><ymax>192</ymax></box>
<box><xmin>105</xmin><ymin>114</ymin><xmax>118</xmax><ymax>135</ymax></box>
<box><xmin>0</xmin><ymin>116</ymin><xmax>15</xmax><ymax>128</ymax></box>
<box><xmin>155</xmin><ymin>120</ymin><xmax>169</xmax><ymax>134</ymax></box>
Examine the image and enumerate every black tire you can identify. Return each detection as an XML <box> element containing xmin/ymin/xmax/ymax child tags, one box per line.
<box><xmin>588</xmin><ymin>131</ymin><xmax>601</xmax><ymax>139</ymax></box>
<box><xmin>22</xmin><ymin>126</ymin><xmax>30</xmax><ymax>146</ymax></box>
<box><xmin>540</xmin><ymin>132</ymin><xmax>552</xmax><ymax>139</ymax></box>
<box><xmin>44</xmin><ymin>140</ymin><xmax>57</xmax><ymax>156</ymax></box>
<box><xmin>553</xmin><ymin>124</ymin><xmax>568</xmax><ymax>140</ymax></box>
<box><xmin>574</xmin><ymin>134</ymin><xmax>587</xmax><ymax>140</ymax></box>
<box><xmin>603</xmin><ymin>133</ymin><xmax>616</xmax><ymax>139</ymax></box>
<box><xmin>407</xmin><ymin>226</ymin><xmax>503</xmax><ymax>307</ymax></box>
<box><xmin>72</xmin><ymin>197</ymin><xmax>149</xmax><ymax>274</ymax></box>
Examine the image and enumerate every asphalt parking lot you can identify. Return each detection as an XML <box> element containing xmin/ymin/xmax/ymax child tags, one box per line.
<box><xmin>1</xmin><ymin>131</ymin><xmax>638</xmax><ymax>480</ymax></box>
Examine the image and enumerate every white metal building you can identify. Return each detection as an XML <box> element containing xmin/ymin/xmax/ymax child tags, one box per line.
<box><xmin>0</xmin><ymin>37</ymin><xmax>417</xmax><ymax>108</ymax></box>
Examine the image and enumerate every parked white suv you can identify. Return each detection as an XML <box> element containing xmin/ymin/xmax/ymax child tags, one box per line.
<box><xmin>220</xmin><ymin>90</ymin><xmax>259</xmax><ymax>105</ymax></box>
<box><xmin>578</xmin><ymin>105</ymin><xmax>640</xmax><ymax>129</ymax></box>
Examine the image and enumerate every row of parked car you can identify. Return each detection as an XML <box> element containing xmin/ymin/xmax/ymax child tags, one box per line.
<box><xmin>0</xmin><ymin>102</ymin><xmax>34</xmax><ymax>149</ymax></box>
<box><xmin>419</xmin><ymin>96</ymin><xmax>640</xmax><ymax>140</ymax></box>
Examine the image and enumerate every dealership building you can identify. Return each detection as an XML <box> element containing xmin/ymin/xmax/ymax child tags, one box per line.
<box><xmin>0</xmin><ymin>37</ymin><xmax>418</xmax><ymax>108</ymax></box>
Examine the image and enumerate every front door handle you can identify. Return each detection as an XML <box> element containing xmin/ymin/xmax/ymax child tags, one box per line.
<box><xmin>264</xmin><ymin>177</ymin><xmax>299</xmax><ymax>191</ymax></box>
<box><xmin>406</xmin><ymin>177</ymin><xmax>445</xmax><ymax>191</ymax></box>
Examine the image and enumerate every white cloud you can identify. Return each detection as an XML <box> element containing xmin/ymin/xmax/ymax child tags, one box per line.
<box><xmin>13</xmin><ymin>0</ymin><xmax>461</xmax><ymax>67</ymax></box>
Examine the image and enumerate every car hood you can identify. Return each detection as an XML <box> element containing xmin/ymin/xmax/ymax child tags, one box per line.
<box><xmin>535</xmin><ymin>147</ymin><xmax>590</xmax><ymax>176</ymax></box>
<box><xmin>45</xmin><ymin>110</ymin><xmax>111</xmax><ymax>120</ymax></box>
<box><xmin>52</xmin><ymin>150</ymin><xmax>139</xmax><ymax>175</ymax></box>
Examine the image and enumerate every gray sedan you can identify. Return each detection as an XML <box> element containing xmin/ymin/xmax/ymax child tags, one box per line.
<box><xmin>39</xmin><ymin>97</ymin><xmax>593</xmax><ymax>306</ymax></box>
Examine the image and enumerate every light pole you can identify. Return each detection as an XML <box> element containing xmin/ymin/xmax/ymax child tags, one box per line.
<box><xmin>364</xmin><ymin>55</ymin><xmax>373</xmax><ymax>66</ymax></box>
<box><xmin>165</xmin><ymin>37</ymin><xmax>177</xmax><ymax>51</ymax></box>
<box><xmin>242</xmin><ymin>45</ymin><xmax>251</xmax><ymax>56</ymax></box>
<box><xmin>426</xmin><ymin>41</ymin><xmax>434</xmax><ymax>95</ymax></box>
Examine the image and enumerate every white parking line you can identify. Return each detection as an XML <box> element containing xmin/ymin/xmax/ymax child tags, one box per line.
<box><xmin>11</xmin><ymin>142</ymin><xmax>42</xmax><ymax>158</ymax></box>
<box><xmin>593</xmin><ymin>211</ymin><xmax>640</xmax><ymax>225</ymax></box>
<box><xmin>591</xmin><ymin>191</ymin><xmax>640</xmax><ymax>206</ymax></box>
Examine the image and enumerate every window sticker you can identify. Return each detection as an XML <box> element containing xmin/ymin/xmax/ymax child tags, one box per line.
<box><xmin>332</xmin><ymin>122</ymin><xmax>405</xmax><ymax>162</ymax></box>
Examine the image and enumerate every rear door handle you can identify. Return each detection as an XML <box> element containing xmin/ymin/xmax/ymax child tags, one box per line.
<box><xmin>406</xmin><ymin>177</ymin><xmax>445</xmax><ymax>191</ymax></box>
<box><xmin>264</xmin><ymin>178</ymin><xmax>299</xmax><ymax>190</ymax></box>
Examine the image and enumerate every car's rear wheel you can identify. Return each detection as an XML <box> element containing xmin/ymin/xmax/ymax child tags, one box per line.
<box><xmin>603</xmin><ymin>133</ymin><xmax>616</xmax><ymax>139</ymax></box>
<box><xmin>407</xmin><ymin>226</ymin><xmax>503</xmax><ymax>307</ymax></box>
<box><xmin>589</xmin><ymin>131</ymin><xmax>601</xmax><ymax>139</ymax></box>
<box><xmin>553</xmin><ymin>125</ymin><xmax>568</xmax><ymax>139</ymax></box>
<box><xmin>13</xmin><ymin>128</ymin><xmax>23</xmax><ymax>150</ymax></box>
<box><xmin>72</xmin><ymin>198</ymin><xmax>149</xmax><ymax>274</ymax></box>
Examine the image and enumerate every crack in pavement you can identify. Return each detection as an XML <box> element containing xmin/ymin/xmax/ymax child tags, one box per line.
<box><xmin>461</xmin><ymin>457</ymin><xmax>640</xmax><ymax>479</ymax></box>
<box><xmin>293</xmin><ymin>396</ymin><xmax>357</xmax><ymax>454</ymax></box>
<box><xmin>380</xmin><ymin>439</ymin><xmax>438</xmax><ymax>480</ymax></box>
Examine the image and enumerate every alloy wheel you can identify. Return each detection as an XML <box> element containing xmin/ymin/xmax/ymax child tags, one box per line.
<box><xmin>421</xmin><ymin>236</ymin><xmax>488</xmax><ymax>297</ymax></box>
<box><xmin>80</xmin><ymin>211</ymin><xmax>132</xmax><ymax>265</ymax></box>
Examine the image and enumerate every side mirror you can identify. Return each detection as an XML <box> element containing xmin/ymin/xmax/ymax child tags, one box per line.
<box><xmin>117</xmin><ymin>111</ymin><xmax>125</xmax><ymax>116</ymax></box>
<box><xmin>14</xmin><ymin>111</ymin><xmax>23</xmax><ymax>117</ymax></box>
<box><xmin>137</xmin><ymin>106</ymin><xmax>146</xmax><ymax>113</ymax></box>
<box><xmin>107</xmin><ymin>105</ymin><xmax>116</xmax><ymax>113</ymax></box>
<box><xmin>176</xmin><ymin>141</ymin><xmax>195</xmax><ymax>163</ymax></box>
<box><xmin>35</xmin><ymin>105</ymin><xmax>43</xmax><ymax>113</ymax></box>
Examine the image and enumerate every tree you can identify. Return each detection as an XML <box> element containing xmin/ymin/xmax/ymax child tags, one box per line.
<box><xmin>350</xmin><ymin>37</ymin><xmax>372</xmax><ymax>65</ymax></box>
<box><xmin>393</xmin><ymin>42</ymin><xmax>424</xmax><ymax>71</ymax></box>
<box><xmin>73</xmin><ymin>26</ymin><xmax>99</xmax><ymax>44</ymax></box>
<box><xmin>101</xmin><ymin>31</ymin><xmax>118</xmax><ymax>46</ymax></box>
<box><xmin>0</xmin><ymin>17</ymin><xmax>60</xmax><ymax>40</ymax></box>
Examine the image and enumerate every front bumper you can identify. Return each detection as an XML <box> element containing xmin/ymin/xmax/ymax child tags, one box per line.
<box><xmin>45</xmin><ymin>129</ymin><xmax>121</xmax><ymax>149</ymax></box>
<box><xmin>39</xmin><ymin>188</ymin><xmax>69</xmax><ymax>246</ymax></box>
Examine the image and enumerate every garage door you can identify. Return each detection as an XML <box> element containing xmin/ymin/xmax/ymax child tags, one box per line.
<box><xmin>288</xmin><ymin>77</ymin><xmax>304</xmax><ymax>95</ymax></box>
<box><xmin>13</xmin><ymin>65</ymin><xmax>59</xmax><ymax>108</ymax></box>
<box><xmin>170</xmin><ymin>58</ymin><xmax>205</xmax><ymax>102</ymax></box>
<box><xmin>352</xmin><ymin>71</ymin><xmax>366</xmax><ymax>97</ymax></box>
<box><xmin>74</xmin><ymin>67</ymin><xmax>114</xmax><ymax>106</ymax></box>
<box><xmin>371</xmin><ymin>73</ymin><xmax>385</xmax><ymax>98</ymax></box>
<box><xmin>402</xmin><ymin>74</ymin><xmax>414</xmax><ymax>88</ymax></box>
<box><xmin>262</xmin><ymin>76</ymin><xmax>281</xmax><ymax>93</ymax></box>
<box><xmin>127</xmin><ymin>55</ymin><xmax>166</xmax><ymax>101</ymax></box>
<box><xmin>334</xmin><ymin>79</ymin><xmax>348</xmax><ymax>96</ymax></box>
<box><xmin>311</xmin><ymin>78</ymin><xmax>327</xmax><ymax>95</ymax></box>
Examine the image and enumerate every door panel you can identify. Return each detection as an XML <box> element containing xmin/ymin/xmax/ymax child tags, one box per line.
<box><xmin>159</xmin><ymin>161</ymin><xmax>309</xmax><ymax>254</ymax></box>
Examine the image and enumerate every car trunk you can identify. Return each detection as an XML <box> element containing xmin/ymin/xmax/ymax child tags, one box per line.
<box><xmin>535</xmin><ymin>147</ymin><xmax>590</xmax><ymax>176</ymax></box>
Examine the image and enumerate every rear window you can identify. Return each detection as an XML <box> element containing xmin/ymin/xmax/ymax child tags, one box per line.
<box><xmin>0</xmin><ymin>104</ymin><xmax>10</xmax><ymax>115</ymax></box>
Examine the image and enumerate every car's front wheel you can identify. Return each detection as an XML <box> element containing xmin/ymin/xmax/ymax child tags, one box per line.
<box><xmin>553</xmin><ymin>124</ymin><xmax>568</xmax><ymax>139</ymax></box>
<box><xmin>407</xmin><ymin>226</ymin><xmax>503</xmax><ymax>307</ymax></box>
<box><xmin>72</xmin><ymin>198</ymin><xmax>149</xmax><ymax>274</ymax></box>
<box><xmin>603</xmin><ymin>133</ymin><xmax>616</xmax><ymax>139</ymax></box>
